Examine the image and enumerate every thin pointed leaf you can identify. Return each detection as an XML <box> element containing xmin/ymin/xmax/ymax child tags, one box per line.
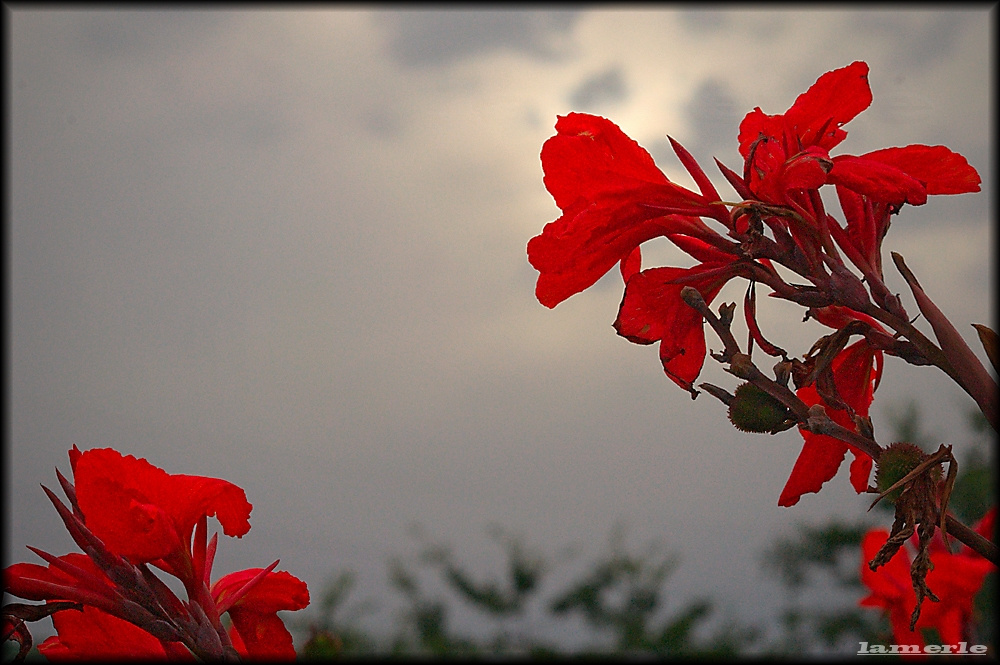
<box><xmin>744</xmin><ymin>281</ymin><xmax>786</xmax><ymax>357</ymax></box>
<box><xmin>972</xmin><ymin>323</ymin><xmax>999</xmax><ymax>375</ymax></box>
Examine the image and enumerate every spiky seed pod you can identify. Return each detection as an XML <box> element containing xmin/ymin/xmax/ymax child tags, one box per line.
<box><xmin>727</xmin><ymin>382</ymin><xmax>789</xmax><ymax>433</ymax></box>
<box><xmin>875</xmin><ymin>442</ymin><xmax>940</xmax><ymax>503</ymax></box>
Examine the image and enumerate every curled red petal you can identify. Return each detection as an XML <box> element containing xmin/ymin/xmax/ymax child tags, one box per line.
<box><xmin>73</xmin><ymin>448</ymin><xmax>252</xmax><ymax>564</ymax></box>
<box><xmin>828</xmin><ymin>155</ymin><xmax>927</xmax><ymax>206</ymax></box>
<box><xmin>863</xmin><ymin>144</ymin><xmax>981</xmax><ymax>195</ymax></box>
<box><xmin>213</xmin><ymin>568</ymin><xmax>310</xmax><ymax>615</ymax></box>
<box><xmin>214</xmin><ymin>569</ymin><xmax>309</xmax><ymax>661</ymax></box>
<box><xmin>613</xmin><ymin>264</ymin><xmax>736</xmax><ymax>391</ymax></box>
<box><xmin>619</xmin><ymin>246</ymin><xmax>641</xmax><ymax>282</ymax></box>
<box><xmin>739</xmin><ymin>61</ymin><xmax>871</xmax><ymax>157</ymax></box>
<box><xmin>782</xmin><ymin>61</ymin><xmax>872</xmax><ymax>150</ymax></box>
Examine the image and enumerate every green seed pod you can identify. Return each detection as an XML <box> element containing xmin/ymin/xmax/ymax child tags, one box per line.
<box><xmin>727</xmin><ymin>382</ymin><xmax>789</xmax><ymax>433</ymax></box>
<box><xmin>875</xmin><ymin>442</ymin><xmax>939</xmax><ymax>503</ymax></box>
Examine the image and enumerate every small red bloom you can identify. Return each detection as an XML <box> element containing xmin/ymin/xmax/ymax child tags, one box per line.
<box><xmin>739</xmin><ymin>60</ymin><xmax>980</xmax><ymax>216</ymax></box>
<box><xmin>739</xmin><ymin>61</ymin><xmax>873</xmax><ymax>159</ymax></box>
<box><xmin>213</xmin><ymin>568</ymin><xmax>311</xmax><ymax>660</ymax></box>
<box><xmin>613</xmin><ymin>238</ymin><xmax>741</xmax><ymax>392</ymax></box>
<box><xmin>738</xmin><ymin>61</ymin><xmax>872</xmax><ymax>205</ymax></box>
<box><xmin>860</xmin><ymin>508</ymin><xmax>996</xmax><ymax>649</ymax></box>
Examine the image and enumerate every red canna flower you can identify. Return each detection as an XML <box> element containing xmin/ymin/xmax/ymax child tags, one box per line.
<box><xmin>527</xmin><ymin>112</ymin><xmax>727</xmax><ymax>309</ymax></box>
<box><xmin>738</xmin><ymin>60</ymin><xmax>980</xmax><ymax>278</ymax></box>
<box><xmin>860</xmin><ymin>508</ymin><xmax>995</xmax><ymax>649</ymax></box>
<box><xmin>3</xmin><ymin>447</ymin><xmax>309</xmax><ymax>660</ymax></box>
<box><xmin>527</xmin><ymin>61</ymin><xmax>985</xmax><ymax>512</ymax></box>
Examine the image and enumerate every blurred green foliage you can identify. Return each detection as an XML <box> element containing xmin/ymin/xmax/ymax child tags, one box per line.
<box><xmin>297</xmin><ymin>402</ymin><xmax>994</xmax><ymax>658</ymax></box>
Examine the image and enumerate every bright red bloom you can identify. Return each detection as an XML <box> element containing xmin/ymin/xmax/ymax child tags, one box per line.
<box><xmin>69</xmin><ymin>446</ymin><xmax>252</xmax><ymax>568</ymax></box>
<box><xmin>527</xmin><ymin>62</ymin><xmax>984</xmax><ymax>508</ymax></box>
<box><xmin>778</xmin><ymin>337</ymin><xmax>881</xmax><ymax>507</ymax></box>
<box><xmin>527</xmin><ymin>113</ymin><xmax>721</xmax><ymax>309</ymax></box>
<box><xmin>738</xmin><ymin>61</ymin><xmax>872</xmax><ymax>206</ymax></box>
<box><xmin>7</xmin><ymin>553</ymin><xmax>310</xmax><ymax>660</ymax></box>
<box><xmin>4</xmin><ymin>553</ymin><xmax>189</xmax><ymax>658</ymax></box>
<box><xmin>739</xmin><ymin>60</ymin><xmax>980</xmax><ymax>242</ymax></box>
<box><xmin>213</xmin><ymin>568</ymin><xmax>311</xmax><ymax>660</ymax></box>
<box><xmin>3</xmin><ymin>447</ymin><xmax>309</xmax><ymax>660</ymax></box>
<box><xmin>860</xmin><ymin>508</ymin><xmax>996</xmax><ymax>649</ymax></box>
<box><xmin>739</xmin><ymin>61</ymin><xmax>872</xmax><ymax>159</ymax></box>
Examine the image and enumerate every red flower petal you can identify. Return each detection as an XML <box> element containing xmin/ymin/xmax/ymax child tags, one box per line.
<box><xmin>214</xmin><ymin>569</ymin><xmax>310</xmax><ymax>660</ymax></box>
<box><xmin>829</xmin><ymin>155</ymin><xmax>927</xmax><ymax>206</ymax></box>
<box><xmin>778</xmin><ymin>340</ymin><xmax>877</xmax><ymax>506</ymax></box>
<box><xmin>782</xmin><ymin>61</ymin><xmax>872</xmax><ymax>150</ymax></box>
<box><xmin>613</xmin><ymin>263</ymin><xmax>736</xmax><ymax>391</ymax></box>
<box><xmin>38</xmin><ymin>605</ymin><xmax>178</xmax><ymax>661</ymax></box>
<box><xmin>754</xmin><ymin>147</ymin><xmax>832</xmax><ymax>204</ymax></box>
<box><xmin>739</xmin><ymin>61</ymin><xmax>872</xmax><ymax>157</ymax></box>
<box><xmin>73</xmin><ymin>448</ymin><xmax>252</xmax><ymax>563</ymax></box>
<box><xmin>863</xmin><ymin>144</ymin><xmax>981</xmax><ymax>195</ymax></box>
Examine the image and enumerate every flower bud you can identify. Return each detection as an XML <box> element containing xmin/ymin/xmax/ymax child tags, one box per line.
<box><xmin>874</xmin><ymin>442</ymin><xmax>940</xmax><ymax>503</ymax></box>
<box><xmin>727</xmin><ymin>382</ymin><xmax>790</xmax><ymax>433</ymax></box>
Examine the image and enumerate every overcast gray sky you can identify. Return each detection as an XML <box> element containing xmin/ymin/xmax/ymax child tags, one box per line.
<box><xmin>6</xmin><ymin>7</ymin><xmax>994</xmax><ymax>651</ymax></box>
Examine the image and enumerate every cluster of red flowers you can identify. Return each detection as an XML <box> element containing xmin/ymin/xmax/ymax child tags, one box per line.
<box><xmin>861</xmin><ymin>508</ymin><xmax>994</xmax><ymax>650</ymax></box>
<box><xmin>527</xmin><ymin>61</ymin><xmax>993</xmax><ymax>647</ymax></box>
<box><xmin>3</xmin><ymin>446</ymin><xmax>309</xmax><ymax>660</ymax></box>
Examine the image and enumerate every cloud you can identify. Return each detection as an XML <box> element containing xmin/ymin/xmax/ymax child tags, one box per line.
<box><xmin>375</xmin><ymin>10</ymin><xmax>580</xmax><ymax>66</ymax></box>
<box><xmin>567</xmin><ymin>66</ymin><xmax>628</xmax><ymax>111</ymax></box>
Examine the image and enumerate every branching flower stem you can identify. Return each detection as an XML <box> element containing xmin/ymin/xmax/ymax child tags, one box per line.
<box><xmin>681</xmin><ymin>286</ymin><xmax>997</xmax><ymax>566</ymax></box>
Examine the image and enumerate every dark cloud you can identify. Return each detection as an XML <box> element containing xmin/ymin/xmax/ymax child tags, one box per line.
<box><xmin>74</xmin><ymin>11</ymin><xmax>231</xmax><ymax>60</ymax></box>
<box><xmin>568</xmin><ymin>66</ymin><xmax>628</xmax><ymax>111</ymax></box>
<box><xmin>683</xmin><ymin>78</ymin><xmax>742</xmax><ymax>163</ymax></box>
<box><xmin>676</xmin><ymin>9</ymin><xmax>734</xmax><ymax>34</ymax></box>
<box><xmin>375</xmin><ymin>10</ymin><xmax>580</xmax><ymax>66</ymax></box>
<box><xmin>846</xmin><ymin>11</ymin><xmax>966</xmax><ymax>70</ymax></box>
